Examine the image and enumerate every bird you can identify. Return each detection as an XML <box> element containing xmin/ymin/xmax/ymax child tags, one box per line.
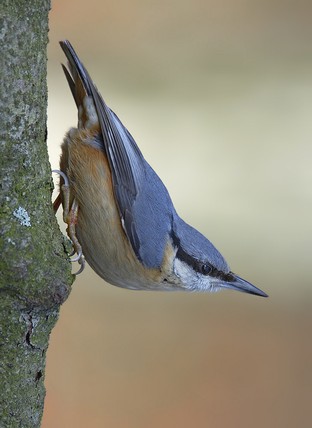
<box><xmin>54</xmin><ymin>39</ymin><xmax>267</xmax><ymax>298</ymax></box>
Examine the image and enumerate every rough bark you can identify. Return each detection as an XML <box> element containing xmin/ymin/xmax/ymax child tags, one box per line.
<box><xmin>0</xmin><ymin>1</ymin><xmax>73</xmax><ymax>426</ymax></box>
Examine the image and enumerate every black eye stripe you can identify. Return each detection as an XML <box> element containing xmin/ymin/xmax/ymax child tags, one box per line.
<box><xmin>175</xmin><ymin>244</ymin><xmax>234</xmax><ymax>282</ymax></box>
<box><xmin>201</xmin><ymin>264</ymin><xmax>212</xmax><ymax>275</ymax></box>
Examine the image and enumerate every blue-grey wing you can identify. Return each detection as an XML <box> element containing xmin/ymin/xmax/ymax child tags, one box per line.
<box><xmin>88</xmin><ymin>86</ymin><xmax>174</xmax><ymax>268</ymax></box>
<box><xmin>126</xmin><ymin>163</ymin><xmax>174</xmax><ymax>268</ymax></box>
<box><xmin>60</xmin><ymin>40</ymin><xmax>174</xmax><ymax>267</ymax></box>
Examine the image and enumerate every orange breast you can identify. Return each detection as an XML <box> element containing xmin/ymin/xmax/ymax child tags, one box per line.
<box><xmin>59</xmin><ymin>129</ymin><xmax>176</xmax><ymax>290</ymax></box>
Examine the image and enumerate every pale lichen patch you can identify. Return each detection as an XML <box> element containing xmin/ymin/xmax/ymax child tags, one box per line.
<box><xmin>13</xmin><ymin>206</ymin><xmax>31</xmax><ymax>227</ymax></box>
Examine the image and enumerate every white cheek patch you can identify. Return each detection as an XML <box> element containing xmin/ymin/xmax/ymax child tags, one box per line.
<box><xmin>173</xmin><ymin>258</ymin><xmax>190</xmax><ymax>281</ymax></box>
<box><xmin>173</xmin><ymin>258</ymin><xmax>200</xmax><ymax>291</ymax></box>
<box><xmin>173</xmin><ymin>258</ymin><xmax>217</xmax><ymax>292</ymax></box>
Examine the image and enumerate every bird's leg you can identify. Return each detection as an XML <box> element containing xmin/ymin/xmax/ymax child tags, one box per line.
<box><xmin>53</xmin><ymin>193</ymin><xmax>62</xmax><ymax>213</ymax></box>
<box><xmin>52</xmin><ymin>169</ymin><xmax>85</xmax><ymax>275</ymax></box>
<box><xmin>65</xmin><ymin>197</ymin><xmax>85</xmax><ymax>274</ymax></box>
<box><xmin>61</xmin><ymin>181</ymin><xmax>86</xmax><ymax>275</ymax></box>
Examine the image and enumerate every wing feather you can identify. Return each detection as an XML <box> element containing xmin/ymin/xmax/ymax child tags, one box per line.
<box><xmin>60</xmin><ymin>40</ymin><xmax>173</xmax><ymax>267</ymax></box>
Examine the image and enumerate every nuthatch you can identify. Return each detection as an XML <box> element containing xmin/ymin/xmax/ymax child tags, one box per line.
<box><xmin>54</xmin><ymin>40</ymin><xmax>267</xmax><ymax>297</ymax></box>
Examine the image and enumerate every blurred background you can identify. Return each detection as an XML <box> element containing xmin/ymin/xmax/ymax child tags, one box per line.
<box><xmin>43</xmin><ymin>1</ymin><xmax>312</xmax><ymax>427</ymax></box>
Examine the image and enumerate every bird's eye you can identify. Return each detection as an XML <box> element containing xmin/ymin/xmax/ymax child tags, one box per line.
<box><xmin>201</xmin><ymin>263</ymin><xmax>212</xmax><ymax>275</ymax></box>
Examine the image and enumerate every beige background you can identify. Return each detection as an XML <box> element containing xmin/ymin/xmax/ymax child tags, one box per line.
<box><xmin>43</xmin><ymin>1</ymin><xmax>311</xmax><ymax>427</ymax></box>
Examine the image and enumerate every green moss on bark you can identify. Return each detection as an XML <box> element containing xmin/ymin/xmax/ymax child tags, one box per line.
<box><xmin>0</xmin><ymin>1</ymin><xmax>74</xmax><ymax>426</ymax></box>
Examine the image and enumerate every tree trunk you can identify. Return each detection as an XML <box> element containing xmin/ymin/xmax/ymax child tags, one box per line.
<box><xmin>0</xmin><ymin>1</ymin><xmax>73</xmax><ymax>426</ymax></box>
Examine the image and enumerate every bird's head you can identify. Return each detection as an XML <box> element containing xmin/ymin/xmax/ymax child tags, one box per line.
<box><xmin>171</xmin><ymin>217</ymin><xmax>267</xmax><ymax>297</ymax></box>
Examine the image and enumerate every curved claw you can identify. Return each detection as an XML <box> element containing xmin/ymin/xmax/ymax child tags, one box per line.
<box><xmin>52</xmin><ymin>169</ymin><xmax>69</xmax><ymax>187</ymax></box>
<box><xmin>73</xmin><ymin>256</ymin><xmax>85</xmax><ymax>276</ymax></box>
<box><xmin>70</xmin><ymin>247</ymin><xmax>83</xmax><ymax>263</ymax></box>
<box><xmin>68</xmin><ymin>248</ymin><xmax>76</xmax><ymax>257</ymax></box>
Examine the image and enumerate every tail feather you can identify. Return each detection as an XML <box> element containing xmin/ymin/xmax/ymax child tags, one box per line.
<box><xmin>61</xmin><ymin>64</ymin><xmax>79</xmax><ymax>107</ymax></box>
<box><xmin>60</xmin><ymin>40</ymin><xmax>91</xmax><ymax>111</ymax></box>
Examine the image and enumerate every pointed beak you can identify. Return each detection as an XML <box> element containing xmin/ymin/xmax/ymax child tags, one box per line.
<box><xmin>218</xmin><ymin>273</ymin><xmax>268</xmax><ymax>297</ymax></box>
